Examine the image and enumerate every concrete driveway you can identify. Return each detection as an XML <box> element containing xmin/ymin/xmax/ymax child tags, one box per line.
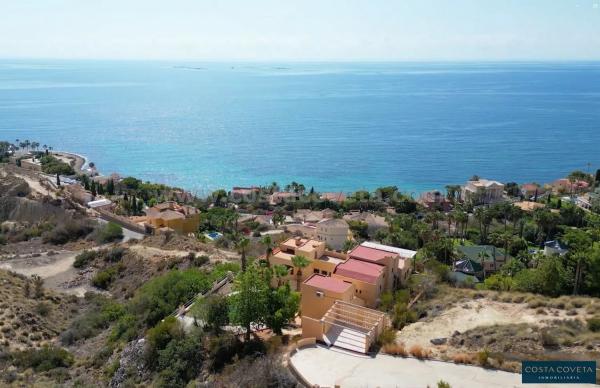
<box><xmin>290</xmin><ymin>345</ymin><xmax>591</xmax><ymax>388</ymax></box>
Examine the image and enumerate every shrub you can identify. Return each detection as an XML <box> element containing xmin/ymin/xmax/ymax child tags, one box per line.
<box><xmin>587</xmin><ymin>317</ymin><xmax>600</xmax><ymax>332</ymax></box>
<box><xmin>0</xmin><ymin>234</ymin><xmax>7</xmax><ymax>245</ymax></box>
<box><xmin>452</xmin><ymin>353</ymin><xmax>472</xmax><ymax>364</ymax></box>
<box><xmin>43</xmin><ymin>220</ymin><xmax>95</xmax><ymax>245</ymax></box>
<box><xmin>35</xmin><ymin>302</ymin><xmax>51</xmax><ymax>317</ymax></box>
<box><xmin>206</xmin><ymin>333</ymin><xmax>242</xmax><ymax>372</ymax></box>
<box><xmin>60</xmin><ymin>295</ymin><xmax>125</xmax><ymax>345</ymax></box>
<box><xmin>476</xmin><ymin>348</ymin><xmax>489</xmax><ymax>366</ymax></box>
<box><xmin>13</xmin><ymin>345</ymin><xmax>74</xmax><ymax>372</ymax></box>
<box><xmin>193</xmin><ymin>255</ymin><xmax>210</xmax><ymax>267</ymax></box>
<box><xmin>377</xmin><ymin>328</ymin><xmax>397</xmax><ymax>346</ymax></box>
<box><xmin>438</xmin><ymin>381</ymin><xmax>452</xmax><ymax>388</ymax></box>
<box><xmin>382</xmin><ymin>343</ymin><xmax>407</xmax><ymax>357</ymax></box>
<box><xmin>540</xmin><ymin>329</ymin><xmax>559</xmax><ymax>348</ymax></box>
<box><xmin>92</xmin><ymin>264</ymin><xmax>122</xmax><ymax>290</ymax></box>
<box><xmin>105</xmin><ymin>247</ymin><xmax>126</xmax><ymax>262</ymax></box>
<box><xmin>74</xmin><ymin>250</ymin><xmax>97</xmax><ymax>268</ymax></box>
<box><xmin>408</xmin><ymin>344</ymin><xmax>429</xmax><ymax>359</ymax></box>
<box><xmin>94</xmin><ymin>222</ymin><xmax>123</xmax><ymax>244</ymax></box>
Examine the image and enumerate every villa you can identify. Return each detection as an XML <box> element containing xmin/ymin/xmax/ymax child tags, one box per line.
<box><xmin>266</xmin><ymin>238</ymin><xmax>415</xmax><ymax>353</ymax></box>
<box><xmin>141</xmin><ymin>201</ymin><xmax>200</xmax><ymax>234</ymax></box>
<box><xmin>320</xmin><ymin>192</ymin><xmax>347</xmax><ymax>203</ymax></box>
<box><xmin>419</xmin><ymin>190</ymin><xmax>452</xmax><ymax>212</ymax></box>
<box><xmin>520</xmin><ymin>183</ymin><xmax>545</xmax><ymax>200</ymax></box>
<box><xmin>231</xmin><ymin>186</ymin><xmax>260</xmax><ymax>200</ymax></box>
<box><xmin>454</xmin><ymin>245</ymin><xmax>512</xmax><ymax>279</ymax></box>
<box><xmin>551</xmin><ymin>178</ymin><xmax>590</xmax><ymax>195</ymax></box>
<box><xmin>461</xmin><ymin>179</ymin><xmax>505</xmax><ymax>205</ymax></box>
<box><xmin>269</xmin><ymin>191</ymin><xmax>298</xmax><ymax>205</ymax></box>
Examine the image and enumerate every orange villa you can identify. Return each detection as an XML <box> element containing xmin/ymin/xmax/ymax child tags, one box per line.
<box><xmin>138</xmin><ymin>201</ymin><xmax>200</xmax><ymax>234</ymax></box>
<box><xmin>266</xmin><ymin>238</ymin><xmax>416</xmax><ymax>353</ymax></box>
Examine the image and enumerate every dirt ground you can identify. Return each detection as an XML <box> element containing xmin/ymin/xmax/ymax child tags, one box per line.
<box><xmin>397</xmin><ymin>299</ymin><xmax>588</xmax><ymax>349</ymax></box>
<box><xmin>0</xmin><ymin>250</ymin><xmax>97</xmax><ymax>296</ymax></box>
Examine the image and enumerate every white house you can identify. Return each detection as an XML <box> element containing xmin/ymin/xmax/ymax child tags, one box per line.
<box><xmin>461</xmin><ymin>179</ymin><xmax>505</xmax><ymax>205</ymax></box>
<box><xmin>316</xmin><ymin>218</ymin><xmax>349</xmax><ymax>251</ymax></box>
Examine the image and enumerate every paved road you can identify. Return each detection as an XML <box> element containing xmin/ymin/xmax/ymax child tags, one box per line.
<box><xmin>290</xmin><ymin>345</ymin><xmax>592</xmax><ymax>388</ymax></box>
<box><xmin>97</xmin><ymin>218</ymin><xmax>145</xmax><ymax>242</ymax></box>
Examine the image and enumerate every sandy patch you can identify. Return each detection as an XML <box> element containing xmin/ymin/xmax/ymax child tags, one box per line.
<box><xmin>397</xmin><ymin>299</ymin><xmax>579</xmax><ymax>348</ymax></box>
<box><xmin>0</xmin><ymin>250</ymin><xmax>96</xmax><ymax>296</ymax></box>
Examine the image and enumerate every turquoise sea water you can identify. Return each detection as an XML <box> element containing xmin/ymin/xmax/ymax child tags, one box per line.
<box><xmin>1</xmin><ymin>60</ymin><xmax>599</xmax><ymax>196</ymax></box>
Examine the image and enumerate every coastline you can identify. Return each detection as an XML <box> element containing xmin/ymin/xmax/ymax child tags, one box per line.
<box><xmin>53</xmin><ymin>151</ymin><xmax>88</xmax><ymax>173</ymax></box>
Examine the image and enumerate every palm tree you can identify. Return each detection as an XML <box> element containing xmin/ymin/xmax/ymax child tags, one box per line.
<box><xmin>236</xmin><ymin>237</ymin><xmax>250</xmax><ymax>272</ymax></box>
<box><xmin>273</xmin><ymin>264</ymin><xmax>289</xmax><ymax>287</ymax></box>
<box><xmin>260</xmin><ymin>235</ymin><xmax>273</xmax><ymax>267</ymax></box>
<box><xmin>291</xmin><ymin>255</ymin><xmax>310</xmax><ymax>291</ymax></box>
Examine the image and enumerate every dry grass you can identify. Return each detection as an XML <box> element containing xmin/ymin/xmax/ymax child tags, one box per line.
<box><xmin>452</xmin><ymin>353</ymin><xmax>473</xmax><ymax>364</ymax></box>
<box><xmin>382</xmin><ymin>343</ymin><xmax>408</xmax><ymax>357</ymax></box>
<box><xmin>409</xmin><ymin>344</ymin><xmax>430</xmax><ymax>359</ymax></box>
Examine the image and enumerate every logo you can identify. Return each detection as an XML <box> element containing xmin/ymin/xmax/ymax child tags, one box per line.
<box><xmin>522</xmin><ymin>361</ymin><xmax>596</xmax><ymax>384</ymax></box>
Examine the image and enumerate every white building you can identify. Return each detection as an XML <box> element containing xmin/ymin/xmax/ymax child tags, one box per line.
<box><xmin>461</xmin><ymin>179</ymin><xmax>505</xmax><ymax>205</ymax></box>
<box><xmin>316</xmin><ymin>218</ymin><xmax>349</xmax><ymax>251</ymax></box>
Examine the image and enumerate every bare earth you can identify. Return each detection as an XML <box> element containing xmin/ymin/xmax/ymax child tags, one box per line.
<box><xmin>397</xmin><ymin>299</ymin><xmax>586</xmax><ymax>349</ymax></box>
<box><xmin>0</xmin><ymin>251</ymin><xmax>95</xmax><ymax>296</ymax></box>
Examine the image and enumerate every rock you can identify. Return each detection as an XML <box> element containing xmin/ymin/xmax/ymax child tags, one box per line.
<box><xmin>430</xmin><ymin>337</ymin><xmax>447</xmax><ymax>345</ymax></box>
<box><xmin>452</xmin><ymin>331</ymin><xmax>461</xmax><ymax>337</ymax></box>
<box><xmin>110</xmin><ymin>338</ymin><xmax>148</xmax><ymax>388</ymax></box>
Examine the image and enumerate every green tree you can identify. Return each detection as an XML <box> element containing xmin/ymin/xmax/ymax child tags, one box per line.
<box><xmin>265</xmin><ymin>283</ymin><xmax>300</xmax><ymax>335</ymax></box>
<box><xmin>229</xmin><ymin>266</ymin><xmax>269</xmax><ymax>341</ymax></box>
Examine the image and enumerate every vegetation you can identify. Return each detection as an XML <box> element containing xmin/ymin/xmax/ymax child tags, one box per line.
<box><xmin>12</xmin><ymin>345</ymin><xmax>74</xmax><ymax>372</ymax></box>
<box><xmin>93</xmin><ymin>221</ymin><xmax>124</xmax><ymax>243</ymax></box>
<box><xmin>39</xmin><ymin>155</ymin><xmax>75</xmax><ymax>175</ymax></box>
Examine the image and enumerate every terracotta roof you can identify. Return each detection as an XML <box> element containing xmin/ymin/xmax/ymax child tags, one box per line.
<box><xmin>320</xmin><ymin>192</ymin><xmax>347</xmax><ymax>202</ymax></box>
<box><xmin>304</xmin><ymin>274</ymin><xmax>352</xmax><ymax>293</ymax></box>
<box><xmin>349</xmin><ymin>245</ymin><xmax>398</xmax><ymax>264</ymax></box>
<box><xmin>159</xmin><ymin>210</ymin><xmax>185</xmax><ymax>220</ymax></box>
<box><xmin>335</xmin><ymin>259</ymin><xmax>384</xmax><ymax>284</ymax></box>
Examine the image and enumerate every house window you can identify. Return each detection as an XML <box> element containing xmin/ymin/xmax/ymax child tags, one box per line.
<box><xmin>321</xmin><ymin>270</ymin><xmax>327</xmax><ymax>275</ymax></box>
<box><xmin>314</xmin><ymin>268</ymin><xmax>319</xmax><ymax>274</ymax></box>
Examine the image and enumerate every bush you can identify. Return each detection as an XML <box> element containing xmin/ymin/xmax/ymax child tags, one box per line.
<box><xmin>408</xmin><ymin>344</ymin><xmax>429</xmax><ymax>359</ymax></box>
<box><xmin>94</xmin><ymin>222</ymin><xmax>123</xmax><ymax>244</ymax></box>
<box><xmin>0</xmin><ymin>234</ymin><xmax>7</xmax><ymax>245</ymax></box>
<box><xmin>476</xmin><ymin>348</ymin><xmax>489</xmax><ymax>366</ymax></box>
<box><xmin>35</xmin><ymin>302</ymin><xmax>51</xmax><ymax>316</ymax></box>
<box><xmin>119</xmin><ymin>269</ymin><xmax>213</xmax><ymax>335</ymax></box>
<box><xmin>193</xmin><ymin>255</ymin><xmax>210</xmax><ymax>267</ymax></box>
<box><xmin>39</xmin><ymin>155</ymin><xmax>75</xmax><ymax>175</ymax></box>
<box><xmin>587</xmin><ymin>317</ymin><xmax>600</xmax><ymax>332</ymax></box>
<box><xmin>43</xmin><ymin>219</ymin><xmax>95</xmax><ymax>245</ymax></box>
<box><xmin>92</xmin><ymin>265</ymin><xmax>122</xmax><ymax>290</ymax></box>
<box><xmin>540</xmin><ymin>329</ymin><xmax>559</xmax><ymax>348</ymax></box>
<box><xmin>74</xmin><ymin>250</ymin><xmax>97</xmax><ymax>268</ymax></box>
<box><xmin>378</xmin><ymin>328</ymin><xmax>397</xmax><ymax>346</ymax></box>
<box><xmin>438</xmin><ymin>381</ymin><xmax>452</xmax><ymax>388</ymax></box>
<box><xmin>452</xmin><ymin>353</ymin><xmax>472</xmax><ymax>364</ymax></box>
<box><xmin>105</xmin><ymin>247</ymin><xmax>126</xmax><ymax>262</ymax></box>
<box><xmin>206</xmin><ymin>333</ymin><xmax>242</xmax><ymax>372</ymax></box>
<box><xmin>382</xmin><ymin>343</ymin><xmax>407</xmax><ymax>357</ymax></box>
<box><xmin>60</xmin><ymin>295</ymin><xmax>125</xmax><ymax>345</ymax></box>
<box><xmin>13</xmin><ymin>345</ymin><xmax>74</xmax><ymax>372</ymax></box>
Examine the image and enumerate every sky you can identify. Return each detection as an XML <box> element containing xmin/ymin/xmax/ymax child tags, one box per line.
<box><xmin>1</xmin><ymin>0</ymin><xmax>600</xmax><ymax>61</ymax></box>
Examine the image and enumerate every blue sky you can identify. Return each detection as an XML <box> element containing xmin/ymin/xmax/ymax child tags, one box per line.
<box><xmin>1</xmin><ymin>0</ymin><xmax>599</xmax><ymax>60</ymax></box>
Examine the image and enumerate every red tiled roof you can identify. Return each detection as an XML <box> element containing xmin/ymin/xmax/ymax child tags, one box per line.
<box><xmin>304</xmin><ymin>274</ymin><xmax>352</xmax><ymax>293</ymax></box>
<box><xmin>349</xmin><ymin>245</ymin><xmax>398</xmax><ymax>264</ymax></box>
<box><xmin>335</xmin><ymin>259</ymin><xmax>384</xmax><ymax>284</ymax></box>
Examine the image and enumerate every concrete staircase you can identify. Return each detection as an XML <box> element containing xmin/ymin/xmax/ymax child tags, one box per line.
<box><xmin>324</xmin><ymin>324</ymin><xmax>367</xmax><ymax>353</ymax></box>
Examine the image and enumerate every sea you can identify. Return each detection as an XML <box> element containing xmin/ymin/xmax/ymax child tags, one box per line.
<box><xmin>1</xmin><ymin>60</ymin><xmax>599</xmax><ymax>197</ymax></box>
